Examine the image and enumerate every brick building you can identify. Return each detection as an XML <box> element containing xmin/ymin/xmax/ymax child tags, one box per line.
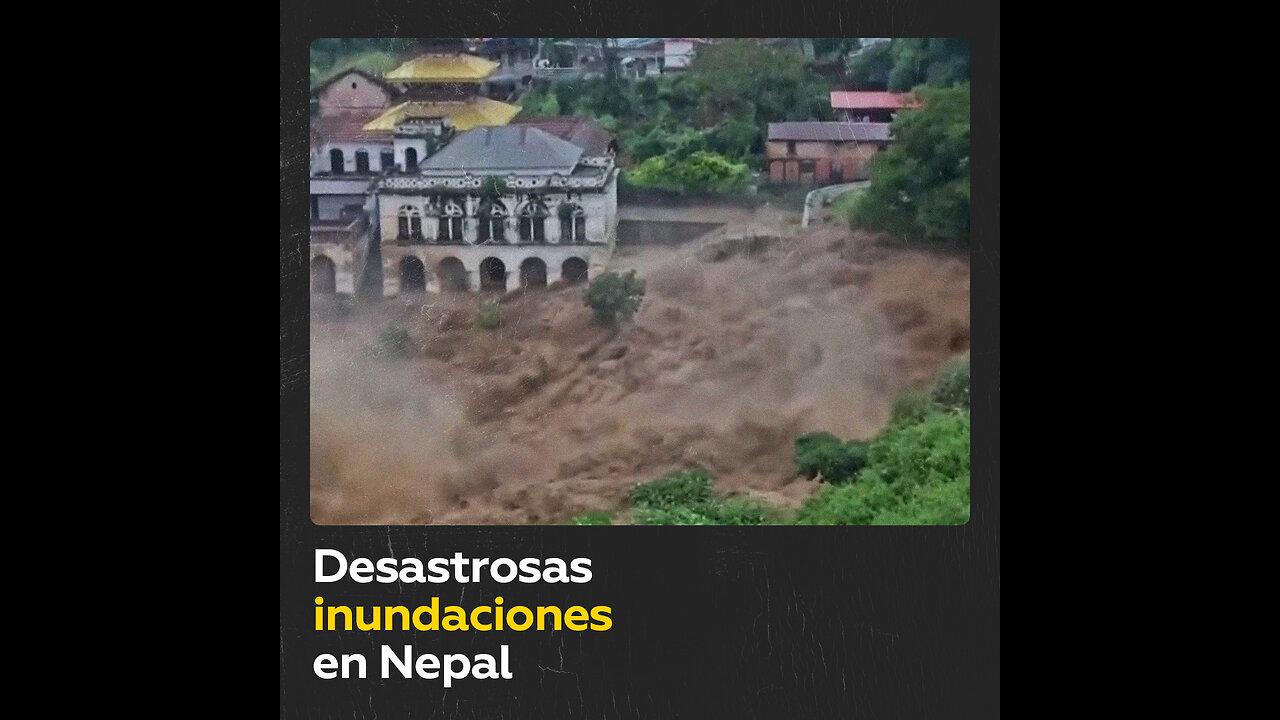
<box><xmin>766</xmin><ymin>122</ymin><xmax>892</xmax><ymax>185</ymax></box>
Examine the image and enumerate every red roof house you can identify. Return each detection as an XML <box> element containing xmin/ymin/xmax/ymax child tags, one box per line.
<box><xmin>829</xmin><ymin>91</ymin><xmax>921</xmax><ymax>122</ymax></box>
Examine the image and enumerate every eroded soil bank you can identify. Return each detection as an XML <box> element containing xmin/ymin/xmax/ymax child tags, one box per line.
<box><xmin>310</xmin><ymin>226</ymin><xmax>970</xmax><ymax>525</ymax></box>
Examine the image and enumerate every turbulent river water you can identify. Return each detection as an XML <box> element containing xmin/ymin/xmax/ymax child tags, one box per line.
<box><xmin>310</xmin><ymin>225</ymin><xmax>970</xmax><ymax>524</ymax></box>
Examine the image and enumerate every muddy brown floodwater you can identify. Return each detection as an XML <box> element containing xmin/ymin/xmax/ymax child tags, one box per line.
<box><xmin>310</xmin><ymin>225</ymin><xmax>970</xmax><ymax>525</ymax></box>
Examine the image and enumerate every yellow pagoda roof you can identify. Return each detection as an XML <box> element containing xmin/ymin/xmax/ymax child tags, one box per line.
<box><xmin>384</xmin><ymin>54</ymin><xmax>500</xmax><ymax>83</ymax></box>
<box><xmin>362</xmin><ymin>97</ymin><xmax>522</xmax><ymax>132</ymax></box>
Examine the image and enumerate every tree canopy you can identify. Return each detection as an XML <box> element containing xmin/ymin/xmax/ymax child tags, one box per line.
<box><xmin>848</xmin><ymin>39</ymin><xmax>970</xmax><ymax>91</ymax></box>
<box><xmin>851</xmin><ymin>82</ymin><xmax>970</xmax><ymax>245</ymax></box>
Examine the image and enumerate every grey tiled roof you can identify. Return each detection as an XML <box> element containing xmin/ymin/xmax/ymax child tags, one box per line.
<box><xmin>767</xmin><ymin>122</ymin><xmax>893</xmax><ymax>142</ymax></box>
<box><xmin>421</xmin><ymin>126</ymin><xmax>584</xmax><ymax>173</ymax></box>
<box><xmin>511</xmin><ymin>116</ymin><xmax>615</xmax><ymax>156</ymax></box>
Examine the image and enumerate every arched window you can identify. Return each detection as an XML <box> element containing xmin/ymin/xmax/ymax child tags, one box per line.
<box><xmin>559</xmin><ymin>203</ymin><xmax>586</xmax><ymax>243</ymax></box>
<box><xmin>404</xmin><ymin>147</ymin><xmax>419</xmax><ymax>172</ymax></box>
<box><xmin>329</xmin><ymin>148</ymin><xmax>345</xmax><ymax>175</ymax></box>
<box><xmin>355</xmin><ymin>150</ymin><xmax>370</xmax><ymax>173</ymax></box>
<box><xmin>518</xmin><ymin>201</ymin><xmax>548</xmax><ymax>243</ymax></box>
<box><xmin>397</xmin><ymin>206</ymin><xmax>422</xmax><ymax>241</ymax></box>
<box><xmin>479</xmin><ymin>200</ymin><xmax>508</xmax><ymax>244</ymax></box>
<box><xmin>380</xmin><ymin>150</ymin><xmax>395</xmax><ymax>172</ymax></box>
<box><xmin>438</xmin><ymin>200</ymin><xmax>464</xmax><ymax>243</ymax></box>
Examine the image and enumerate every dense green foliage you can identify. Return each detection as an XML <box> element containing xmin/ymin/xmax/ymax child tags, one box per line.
<box><xmin>852</xmin><ymin>83</ymin><xmax>970</xmax><ymax>245</ymax></box>
<box><xmin>521</xmin><ymin>39</ymin><xmax>833</xmax><ymax>186</ymax></box>
<box><xmin>793</xmin><ymin>432</ymin><xmax>870</xmax><ymax>485</ymax></box>
<box><xmin>796</xmin><ymin>411</ymin><xmax>970</xmax><ymax>525</ymax></box>
<box><xmin>848</xmin><ymin>38</ymin><xmax>970</xmax><ymax>91</ymax></box>
<box><xmin>627</xmin><ymin>151</ymin><xmax>751</xmax><ymax>193</ymax></box>
<box><xmin>929</xmin><ymin>359</ymin><xmax>971</xmax><ymax>411</ymax></box>
<box><xmin>309</xmin><ymin>38</ymin><xmax>414</xmax><ymax>88</ymax></box>
<box><xmin>584</xmin><ymin>270</ymin><xmax>646</xmax><ymax>325</ymax></box>
<box><xmin>629</xmin><ymin>470</ymin><xmax>776</xmax><ymax>526</ymax></box>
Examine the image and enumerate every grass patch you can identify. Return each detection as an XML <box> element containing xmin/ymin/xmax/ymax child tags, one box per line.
<box><xmin>568</xmin><ymin>511</ymin><xmax>614</xmax><ymax>526</ymax></box>
<box><xmin>827</xmin><ymin>187</ymin><xmax>865</xmax><ymax>225</ymax></box>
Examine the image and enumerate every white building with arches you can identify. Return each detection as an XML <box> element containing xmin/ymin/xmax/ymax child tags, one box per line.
<box><xmin>375</xmin><ymin>125</ymin><xmax>618</xmax><ymax>296</ymax></box>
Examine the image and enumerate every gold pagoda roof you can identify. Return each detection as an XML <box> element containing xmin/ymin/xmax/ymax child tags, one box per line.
<box><xmin>384</xmin><ymin>54</ymin><xmax>500</xmax><ymax>83</ymax></box>
<box><xmin>362</xmin><ymin>97</ymin><xmax>522</xmax><ymax>132</ymax></box>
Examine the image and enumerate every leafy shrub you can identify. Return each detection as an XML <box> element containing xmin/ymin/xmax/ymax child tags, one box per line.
<box><xmin>629</xmin><ymin>469</ymin><xmax>775</xmax><ymax>526</ymax></box>
<box><xmin>891</xmin><ymin>359</ymin><xmax>970</xmax><ymax>423</ymax></box>
<box><xmin>796</xmin><ymin>411</ymin><xmax>970</xmax><ymax>525</ymax></box>
<box><xmin>584</xmin><ymin>270</ymin><xmax>646</xmax><ymax>325</ymax></box>
<box><xmin>626</xmin><ymin>151</ymin><xmax>751</xmax><ymax>194</ymax></box>
<box><xmin>793</xmin><ymin>431</ymin><xmax>870</xmax><ymax>484</ymax></box>
<box><xmin>890</xmin><ymin>389</ymin><xmax>935</xmax><ymax>426</ymax></box>
<box><xmin>476</xmin><ymin>299</ymin><xmax>502</xmax><ymax>330</ymax></box>
<box><xmin>630</xmin><ymin>469</ymin><xmax>714</xmax><ymax>509</ymax></box>
<box><xmin>372</xmin><ymin>322</ymin><xmax>413</xmax><ymax>358</ymax></box>
<box><xmin>930</xmin><ymin>359</ymin><xmax>970</xmax><ymax>411</ymax></box>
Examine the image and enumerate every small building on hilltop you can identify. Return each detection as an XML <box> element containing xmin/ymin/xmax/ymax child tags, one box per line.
<box><xmin>374</xmin><ymin>125</ymin><xmax>619</xmax><ymax>296</ymax></box>
<box><xmin>829</xmin><ymin>91</ymin><xmax>920</xmax><ymax>123</ymax></box>
<box><xmin>311</xmin><ymin>68</ymin><xmax>399</xmax><ymax>117</ymax></box>
<box><xmin>766</xmin><ymin>122</ymin><xmax>893</xmax><ymax>185</ymax></box>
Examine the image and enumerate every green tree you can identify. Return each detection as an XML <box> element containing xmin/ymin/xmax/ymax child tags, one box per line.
<box><xmin>852</xmin><ymin>83</ymin><xmax>970</xmax><ymax>245</ymax></box>
<box><xmin>689</xmin><ymin>39</ymin><xmax>832</xmax><ymax>125</ymax></box>
<box><xmin>848</xmin><ymin>38</ymin><xmax>969</xmax><ymax>91</ymax></box>
<box><xmin>584</xmin><ymin>270</ymin><xmax>646</xmax><ymax>325</ymax></box>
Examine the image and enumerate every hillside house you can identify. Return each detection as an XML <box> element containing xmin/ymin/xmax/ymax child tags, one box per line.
<box><xmin>766</xmin><ymin>122</ymin><xmax>892</xmax><ymax>185</ymax></box>
<box><xmin>311</xmin><ymin>68</ymin><xmax>398</xmax><ymax>116</ymax></box>
<box><xmin>829</xmin><ymin>91</ymin><xmax>920</xmax><ymax>123</ymax></box>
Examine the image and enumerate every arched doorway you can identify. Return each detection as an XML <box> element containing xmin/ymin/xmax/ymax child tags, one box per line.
<box><xmin>479</xmin><ymin>257</ymin><xmax>507</xmax><ymax>293</ymax></box>
<box><xmin>400</xmin><ymin>257</ymin><xmax>426</xmax><ymax>293</ymax></box>
<box><xmin>311</xmin><ymin>255</ymin><xmax>336</xmax><ymax>294</ymax></box>
<box><xmin>329</xmin><ymin>148</ymin><xmax>344</xmax><ymax>175</ymax></box>
<box><xmin>404</xmin><ymin>147</ymin><xmax>418</xmax><ymax>172</ymax></box>
<box><xmin>561</xmin><ymin>257</ymin><xmax>588</xmax><ymax>285</ymax></box>
<box><xmin>437</xmin><ymin>257</ymin><xmax>468</xmax><ymax>292</ymax></box>
<box><xmin>519</xmin><ymin>257</ymin><xmax>547</xmax><ymax>289</ymax></box>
